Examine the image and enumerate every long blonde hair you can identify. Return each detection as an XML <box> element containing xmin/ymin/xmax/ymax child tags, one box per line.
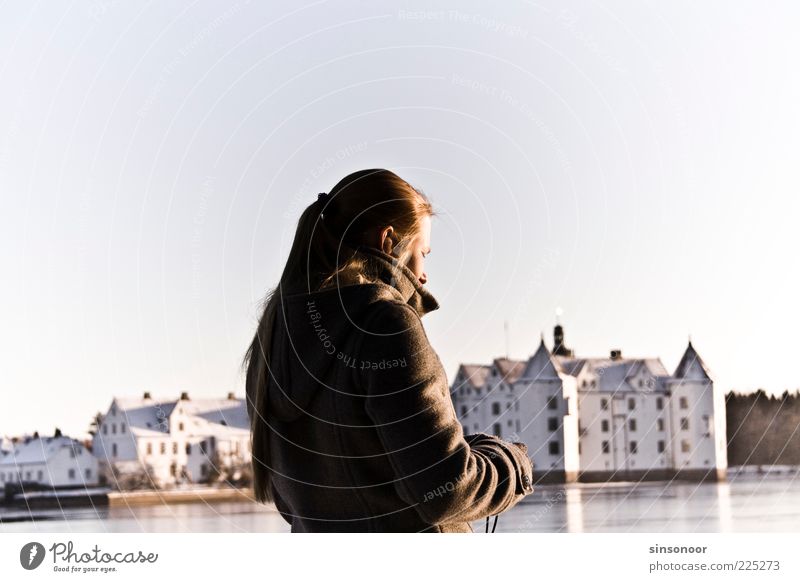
<box><xmin>241</xmin><ymin>169</ymin><xmax>435</xmax><ymax>503</ymax></box>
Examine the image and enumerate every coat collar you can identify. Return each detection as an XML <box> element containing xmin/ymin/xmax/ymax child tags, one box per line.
<box><xmin>342</xmin><ymin>242</ymin><xmax>440</xmax><ymax>318</ymax></box>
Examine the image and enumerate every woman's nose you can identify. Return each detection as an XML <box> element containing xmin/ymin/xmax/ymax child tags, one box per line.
<box><xmin>419</xmin><ymin>272</ymin><xmax>427</xmax><ymax>285</ymax></box>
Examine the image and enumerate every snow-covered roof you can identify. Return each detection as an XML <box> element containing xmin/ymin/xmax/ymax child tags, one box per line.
<box><xmin>492</xmin><ymin>358</ymin><xmax>527</xmax><ymax>383</ymax></box>
<box><xmin>453</xmin><ymin>364</ymin><xmax>491</xmax><ymax>390</ymax></box>
<box><xmin>554</xmin><ymin>356</ymin><xmax>670</xmax><ymax>392</ymax></box>
<box><xmin>451</xmin><ymin>330</ymin><xmax>711</xmax><ymax>394</ymax></box>
<box><xmin>108</xmin><ymin>395</ymin><xmax>248</xmax><ymax>437</ymax></box>
<box><xmin>0</xmin><ymin>436</ymin><xmax>87</xmax><ymax>466</ymax></box>
<box><xmin>178</xmin><ymin>399</ymin><xmax>249</xmax><ymax>434</ymax></box>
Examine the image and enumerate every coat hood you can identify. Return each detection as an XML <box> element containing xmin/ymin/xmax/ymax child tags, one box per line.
<box><xmin>253</xmin><ymin>242</ymin><xmax>440</xmax><ymax>423</ymax></box>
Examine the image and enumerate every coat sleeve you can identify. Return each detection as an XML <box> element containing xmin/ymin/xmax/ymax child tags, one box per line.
<box><xmin>356</xmin><ymin>300</ymin><xmax>535</xmax><ymax>526</ymax></box>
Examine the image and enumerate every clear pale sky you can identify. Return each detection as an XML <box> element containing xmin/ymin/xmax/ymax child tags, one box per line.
<box><xmin>1</xmin><ymin>1</ymin><xmax>798</xmax><ymax>440</ymax></box>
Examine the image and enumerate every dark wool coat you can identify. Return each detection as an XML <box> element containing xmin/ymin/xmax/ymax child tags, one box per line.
<box><xmin>246</xmin><ymin>242</ymin><xmax>534</xmax><ymax>532</ymax></box>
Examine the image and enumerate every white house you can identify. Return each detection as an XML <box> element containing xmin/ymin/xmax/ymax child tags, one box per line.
<box><xmin>91</xmin><ymin>391</ymin><xmax>250</xmax><ymax>488</ymax></box>
<box><xmin>0</xmin><ymin>430</ymin><xmax>99</xmax><ymax>490</ymax></box>
<box><xmin>450</xmin><ymin>324</ymin><xmax>728</xmax><ymax>484</ymax></box>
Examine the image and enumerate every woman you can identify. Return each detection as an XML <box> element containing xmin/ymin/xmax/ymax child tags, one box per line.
<box><xmin>242</xmin><ymin>169</ymin><xmax>534</xmax><ymax>533</ymax></box>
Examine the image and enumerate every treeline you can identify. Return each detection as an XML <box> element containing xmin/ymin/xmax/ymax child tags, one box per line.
<box><xmin>726</xmin><ymin>389</ymin><xmax>800</xmax><ymax>465</ymax></box>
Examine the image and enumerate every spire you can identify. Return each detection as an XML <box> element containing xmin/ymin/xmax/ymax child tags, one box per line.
<box><xmin>552</xmin><ymin>310</ymin><xmax>573</xmax><ymax>357</ymax></box>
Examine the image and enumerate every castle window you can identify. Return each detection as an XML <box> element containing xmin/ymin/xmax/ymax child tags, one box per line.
<box><xmin>602</xmin><ymin>441</ymin><xmax>610</xmax><ymax>454</ymax></box>
<box><xmin>112</xmin><ymin>443</ymin><xmax>117</xmax><ymax>457</ymax></box>
<box><xmin>493</xmin><ymin>423</ymin><xmax>502</xmax><ymax>437</ymax></box>
<box><xmin>548</xmin><ymin>441</ymin><xmax>560</xmax><ymax>455</ymax></box>
<box><xmin>657</xmin><ymin>418</ymin><xmax>664</xmax><ymax>431</ymax></box>
<box><xmin>173</xmin><ymin>442</ymin><xmax>178</xmax><ymax>454</ymax></box>
<box><xmin>547</xmin><ymin>417</ymin><xmax>558</xmax><ymax>431</ymax></box>
<box><xmin>656</xmin><ymin>397</ymin><xmax>663</xmax><ymax>410</ymax></box>
<box><xmin>547</xmin><ymin>396</ymin><xmax>558</xmax><ymax>410</ymax></box>
<box><xmin>103</xmin><ymin>424</ymin><xmax>107</xmax><ymax>435</ymax></box>
<box><xmin>628</xmin><ymin>398</ymin><xmax>635</xmax><ymax>410</ymax></box>
<box><xmin>68</xmin><ymin>469</ymin><xmax>76</xmax><ymax>479</ymax></box>
<box><xmin>681</xmin><ymin>439</ymin><xmax>690</xmax><ymax>453</ymax></box>
<box><xmin>657</xmin><ymin>440</ymin><xmax>665</xmax><ymax>453</ymax></box>
<box><xmin>460</xmin><ymin>405</ymin><xmax>467</xmax><ymax>417</ymax></box>
<box><xmin>681</xmin><ymin>417</ymin><xmax>689</xmax><ymax>431</ymax></box>
<box><xmin>160</xmin><ymin>442</ymin><xmax>166</xmax><ymax>454</ymax></box>
<box><xmin>146</xmin><ymin>443</ymin><xmax>152</xmax><ymax>455</ymax></box>
<box><xmin>112</xmin><ymin>423</ymin><xmax>116</xmax><ymax>434</ymax></box>
<box><xmin>601</xmin><ymin>398</ymin><xmax>608</xmax><ymax>410</ymax></box>
<box><xmin>630</xmin><ymin>441</ymin><xmax>638</xmax><ymax>454</ymax></box>
<box><xmin>492</xmin><ymin>402</ymin><xmax>500</xmax><ymax>415</ymax></box>
<box><xmin>601</xmin><ymin>419</ymin><xmax>609</xmax><ymax>432</ymax></box>
<box><xmin>186</xmin><ymin>443</ymin><xmax>191</xmax><ymax>454</ymax></box>
<box><xmin>629</xmin><ymin>418</ymin><xmax>637</xmax><ymax>431</ymax></box>
<box><xmin>121</xmin><ymin>423</ymin><xmax>126</xmax><ymax>433</ymax></box>
<box><xmin>680</xmin><ymin>397</ymin><xmax>688</xmax><ymax>409</ymax></box>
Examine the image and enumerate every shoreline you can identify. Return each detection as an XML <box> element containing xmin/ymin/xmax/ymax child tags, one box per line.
<box><xmin>107</xmin><ymin>486</ymin><xmax>255</xmax><ymax>507</ymax></box>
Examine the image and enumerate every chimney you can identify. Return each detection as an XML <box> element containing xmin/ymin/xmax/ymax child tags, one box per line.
<box><xmin>227</xmin><ymin>391</ymin><xmax>235</xmax><ymax>400</ymax></box>
<box><xmin>610</xmin><ymin>349</ymin><xmax>622</xmax><ymax>360</ymax></box>
<box><xmin>180</xmin><ymin>391</ymin><xmax>190</xmax><ymax>400</ymax></box>
<box><xmin>33</xmin><ymin>431</ymin><xmax>39</xmax><ymax>439</ymax></box>
<box><xmin>54</xmin><ymin>427</ymin><xmax>62</xmax><ymax>438</ymax></box>
<box><xmin>143</xmin><ymin>391</ymin><xmax>152</xmax><ymax>400</ymax></box>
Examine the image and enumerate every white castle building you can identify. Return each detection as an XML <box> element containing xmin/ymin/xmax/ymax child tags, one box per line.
<box><xmin>91</xmin><ymin>391</ymin><xmax>250</xmax><ymax>488</ymax></box>
<box><xmin>450</xmin><ymin>324</ymin><xmax>728</xmax><ymax>484</ymax></box>
<box><xmin>0</xmin><ymin>430</ymin><xmax>98</xmax><ymax>491</ymax></box>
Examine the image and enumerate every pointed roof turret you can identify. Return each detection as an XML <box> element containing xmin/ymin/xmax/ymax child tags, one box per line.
<box><xmin>521</xmin><ymin>336</ymin><xmax>563</xmax><ymax>380</ymax></box>
<box><xmin>674</xmin><ymin>340</ymin><xmax>712</xmax><ymax>381</ymax></box>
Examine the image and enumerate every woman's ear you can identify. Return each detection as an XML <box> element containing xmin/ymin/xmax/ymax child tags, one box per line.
<box><xmin>379</xmin><ymin>226</ymin><xmax>395</xmax><ymax>255</ymax></box>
